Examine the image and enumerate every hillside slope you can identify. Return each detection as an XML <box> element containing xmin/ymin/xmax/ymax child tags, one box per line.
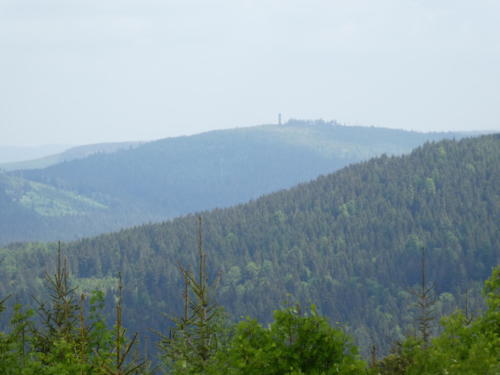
<box><xmin>0</xmin><ymin>144</ymin><xmax>71</xmax><ymax>164</ymax></box>
<box><xmin>1</xmin><ymin>134</ymin><xmax>498</xmax><ymax>355</ymax></box>
<box><xmin>3</xmin><ymin>121</ymin><xmax>469</xmax><ymax>244</ymax></box>
<box><xmin>0</xmin><ymin>173</ymin><xmax>120</xmax><ymax>243</ymax></box>
<box><xmin>0</xmin><ymin>141</ymin><xmax>142</xmax><ymax>171</ymax></box>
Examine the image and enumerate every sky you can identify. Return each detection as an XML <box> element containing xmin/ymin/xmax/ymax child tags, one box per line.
<box><xmin>1</xmin><ymin>0</ymin><xmax>499</xmax><ymax>146</ymax></box>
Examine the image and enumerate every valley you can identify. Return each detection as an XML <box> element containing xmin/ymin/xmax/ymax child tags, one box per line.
<box><xmin>0</xmin><ymin>121</ymin><xmax>473</xmax><ymax>244</ymax></box>
<box><xmin>1</xmin><ymin>133</ymin><xmax>498</xmax><ymax>361</ymax></box>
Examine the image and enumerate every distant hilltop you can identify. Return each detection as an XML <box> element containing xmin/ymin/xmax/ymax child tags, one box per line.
<box><xmin>0</xmin><ymin>121</ymin><xmax>486</xmax><ymax>245</ymax></box>
<box><xmin>0</xmin><ymin>141</ymin><xmax>143</xmax><ymax>172</ymax></box>
<box><xmin>283</xmin><ymin>118</ymin><xmax>343</xmax><ymax>127</ymax></box>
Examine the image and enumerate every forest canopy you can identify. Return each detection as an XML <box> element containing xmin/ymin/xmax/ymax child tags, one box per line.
<box><xmin>1</xmin><ymin>133</ymin><xmax>498</xmax><ymax>364</ymax></box>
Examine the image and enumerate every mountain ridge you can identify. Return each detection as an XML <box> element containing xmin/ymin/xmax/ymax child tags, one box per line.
<box><xmin>0</xmin><ymin>141</ymin><xmax>143</xmax><ymax>171</ymax></box>
<box><xmin>0</xmin><ymin>121</ymin><xmax>484</xmax><ymax>244</ymax></box>
<box><xmin>1</xmin><ymin>133</ymin><xmax>498</xmax><ymax>356</ymax></box>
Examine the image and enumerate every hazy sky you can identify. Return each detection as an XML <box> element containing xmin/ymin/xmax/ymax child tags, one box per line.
<box><xmin>1</xmin><ymin>0</ymin><xmax>499</xmax><ymax>146</ymax></box>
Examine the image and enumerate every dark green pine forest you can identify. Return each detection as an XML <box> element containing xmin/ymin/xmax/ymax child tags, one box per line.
<box><xmin>1</xmin><ymin>133</ymin><xmax>498</xmax><ymax>370</ymax></box>
<box><xmin>0</xmin><ymin>121</ymin><xmax>471</xmax><ymax>244</ymax></box>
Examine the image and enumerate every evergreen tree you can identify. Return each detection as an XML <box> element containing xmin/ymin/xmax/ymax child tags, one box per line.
<box><xmin>411</xmin><ymin>246</ymin><xmax>436</xmax><ymax>347</ymax></box>
<box><xmin>374</xmin><ymin>266</ymin><xmax>500</xmax><ymax>374</ymax></box>
<box><xmin>160</xmin><ymin>217</ymin><xmax>226</xmax><ymax>374</ymax></box>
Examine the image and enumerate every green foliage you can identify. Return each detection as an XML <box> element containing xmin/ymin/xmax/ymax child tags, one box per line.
<box><xmin>98</xmin><ymin>274</ymin><xmax>145</xmax><ymax>375</ymax></box>
<box><xmin>31</xmin><ymin>246</ymin><xmax>81</xmax><ymax>353</ymax></box>
<box><xmin>0</xmin><ymin>304</ymin><xmax>30</xmax><ymax>374</ymax></box>
<box><xmin>1</xmin><ymin>122</ymin><xmax>469</xmax><ymax>244</ymax></box>
<box><xmin>209</xmin><ymin>305</ymin><xmax>366</xmax><ymax>375</ymax></box>
<box><xmin>0</xmin><ymin>248</ymin><xmax>146</xmax><ymax>374</ymax></box>
<box><xmin>0</xmin><ymin>236</ymin><xmax>498</xmax><ymax>374</ymax></box>
<box><xmin>0</xmin><ymin>174</ymin><xmax>106</xmax><ymax>217</ymax></box>
<box><xmin>1</xmin><ymin>134</ymin><xmax>498</xmax><ymax>357</ymax></box>
<box><xmin>375</xmin><ymin>266</ymin><xmax>500</xmax><ymax>375</ymax></box>
<box><xmin>160</xmin><ymin>217</ymin><xmax>228</xmax><ymax>374</ymax></box>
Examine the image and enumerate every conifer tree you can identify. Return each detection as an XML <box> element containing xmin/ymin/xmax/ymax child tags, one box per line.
<box><xmin>412</xmin><ymin>246</ymin><xmax>436</xmax><ymax>347</ymax></box>
<box><xmin>160</xmin><ymin>216</ymin><xmax>225</xmax><ymax>374</ymax></box>
<box><xmin>96</xmin><ymin>273</ymin><xmax>145</xmax><ymax>375</ymax></box>
<box><xmin>31</xmin><ymin>243</ymin><xmax>82</xmax><ymax>355</ymax></box>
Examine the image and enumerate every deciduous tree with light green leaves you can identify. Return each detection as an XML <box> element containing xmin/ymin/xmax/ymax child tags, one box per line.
<box><xmin>209</xmin><ymin>305</ymin><xmax>367</xmax><ymax>375</ymax></box>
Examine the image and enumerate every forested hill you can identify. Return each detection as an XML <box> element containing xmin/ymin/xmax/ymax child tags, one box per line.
<box><xmin>3</xmin><ymin>120</ymin><xmax>470</xmax><ymax>244</ymax></box>
<box><xmin>1</xmin><ymin>134</ymin><xmax>498</xmax><ymax>355</ymax></box>
<box><xmin>0</xmin><ymin>141</ymin><xmax>142</xmax><ymax>171</ymax></box>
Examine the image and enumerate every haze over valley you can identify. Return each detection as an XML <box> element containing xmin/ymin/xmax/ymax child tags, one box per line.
<box><xmin>0</xmin><ymin>120</ymin><xmax>479</xmax><ymax>244</ymax></box>
<box><xmin>1</xmin><ymin>1</ymin><xmax>498</xmax><ymax>373</ymax></box>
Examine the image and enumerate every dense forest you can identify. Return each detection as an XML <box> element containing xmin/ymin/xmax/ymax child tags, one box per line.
<box><xmin>0</xmin><ymin>240</ymin><xmax>498</xmax><ymax>374</ymax></box>
<box><xmin>1</xmin><ymin>134</ymin><xmax>498</xmax><ymax>362</ymax></box>
<box><xmin>0</xmin><ymin>121</ymin><xmax>472</xmax><ymax>244</ymax></box>
<box><xmin>0</xmin><ymin>244</ymin><xmax>500</xmax><ymax>375</ymax></box>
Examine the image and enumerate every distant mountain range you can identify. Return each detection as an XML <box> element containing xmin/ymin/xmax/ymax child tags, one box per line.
<box><xmin>0</xmin><ymin>144</ymin><xmax>71</xmax><ymax>164</ymax></box>
<box><xmin>1</xmin><ymin>133</ymin><xmax>497</xmax><ymax>356</ymax></box>
<box><xmin>0</xmin><ymin>120</ymin><xmax>479</xmax><ymax>244</ymax></box>
<box><xmin>0</xmin><ymin>141</ymin><xmax>143</xmax><ymax>171</ymax></box>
